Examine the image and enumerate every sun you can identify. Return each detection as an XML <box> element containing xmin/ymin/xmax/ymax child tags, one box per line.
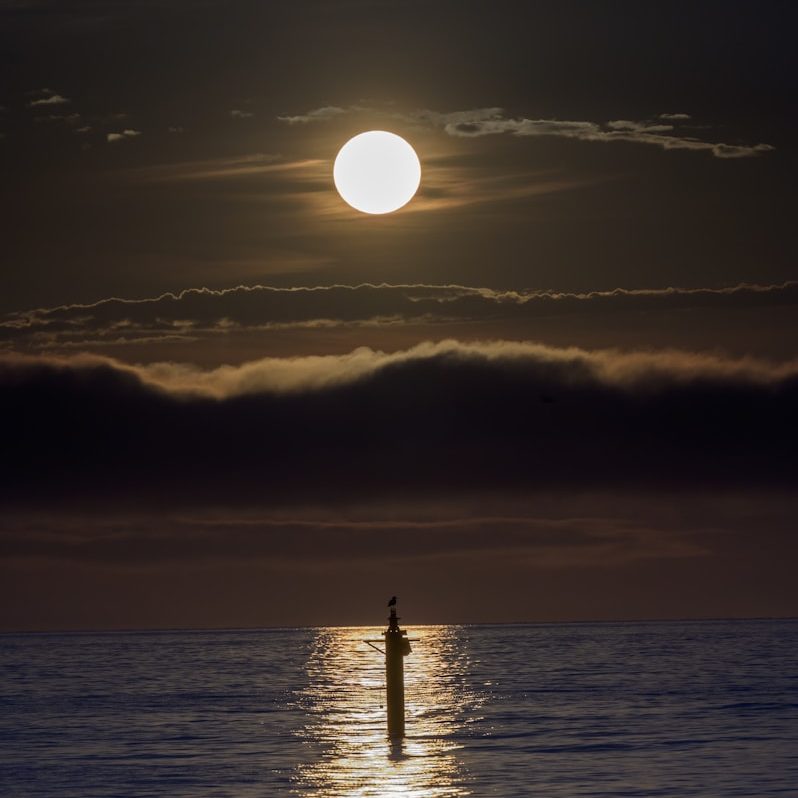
<box><xmin>333</xmin><ymin>131</ymin><xmax>421</xmax><ymax>215</ymax></box>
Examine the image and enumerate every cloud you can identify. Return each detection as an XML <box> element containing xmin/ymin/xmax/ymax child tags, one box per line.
<box><xmin>127</xmin><ymin>153</ymin><xmax>316</xmax><ymax>183</ymax></box>
<box><xmin>279</xmin><ymin>104</ymin><xmax>773</xmax><ymax>159</ymax></box>
<box><xmin>32</xmin><ymin>340</ymin><xmax>796</xmax><ymax>397</ymax></box>
<box><xmin>1</xmin><ymin>340</ymin><xmax>796</xmax><ymax>513</ymax></box>
<box><xmin>3</xmin><ymin>280</ymin><xmax>796</xmax><ymax>349</ymax></box>
<box><xmin>28</xmin><ymin>93</ymin><xmax>70</xmax><ymax>107</ymax></box>
<box><xmin>422</xmin><ymin>108</ymin><xmax>774</xmax><ymax>158</ymax></box>
<box><xmin>709</xmin><ymin>143</ymin><xmax>775</xmax><ymax>159</ymax></box>
<box><xmin>230</xmin><ymin>109</ymin><xmax>254</xmax><ymax>119</ymax></box>
<box><xmin>5</xmin><ymin>493</ymin><xmax>795</xmax><ymax>629</ymax></box>
<box><xmin>108</xmin><ymin>147</ymin><xmax>571</xmax><ymax>222</ymax></box>
<box><xmin>0</xmin><ymin>512</ymin><xmax>706</xmax><ymax>568</ymax></box>
<box><xmin>607</xmin><ymin>120</ymin><xmax>674</xmax><ymax>133</ymax></box>
<box><xmin>277</xmin><ymin>106</ymin><xmax>347</xmax><ymax>124</ymax></box>
<box><xmin>106</xmin><ymin>129</ymin><xmax>141</xmax><ymax>143</ymax></box>
<box><xmin>128</xmin><ymin>147</ymin><xmax>580</xmax><ymax>217</ymax></box>
<box><xmin>34</xmin><ymin>112</ymin><xmax>81</xmax><ymax>125</ymax></box>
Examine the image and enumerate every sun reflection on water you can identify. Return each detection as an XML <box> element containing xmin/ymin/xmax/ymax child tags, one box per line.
<box><xmin>291</xmin><ymin>626</ymin><xmax>480</xmax><ymax>797</ymax></box>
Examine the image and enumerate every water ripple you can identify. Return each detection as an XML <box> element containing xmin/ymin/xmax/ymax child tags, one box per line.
<box><xmin>1</xmin><ymin>620</ymin><xmax>796</xmax><ymax>797</ymax></box>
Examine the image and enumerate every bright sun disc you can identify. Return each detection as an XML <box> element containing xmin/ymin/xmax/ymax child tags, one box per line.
<box><xmin>333</xmin><ymin>131</ymin><xmax>421</xmax><ymax>215</ymax></box>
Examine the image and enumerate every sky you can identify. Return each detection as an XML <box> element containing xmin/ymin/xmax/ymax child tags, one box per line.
<box><xmin>1</xmin><ymin>0</ymin><xmax>796</xmax><ymax>631</ymax></box>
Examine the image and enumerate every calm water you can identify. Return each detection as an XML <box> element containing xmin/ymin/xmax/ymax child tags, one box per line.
<box><xmin>1</xmin><ymin>620</ymin><xmax>796</xmax><ymax>797</ymax></box>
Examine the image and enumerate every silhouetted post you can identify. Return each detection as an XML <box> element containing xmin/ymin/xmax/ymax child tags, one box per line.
<box><xmin>384</xmin><ymin>605</ymin><xmax>411</xmax><ymax>738</ymax></box>
<box><xmin>364</xmin><ymin>600</ymin><xmax>415</xmax><ymax>738</ymax></box>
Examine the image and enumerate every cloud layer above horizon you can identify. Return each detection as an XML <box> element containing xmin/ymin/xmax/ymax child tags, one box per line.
<box><xmin>4</xmin><ymin>280</ymin><xmax>796</xmax><ymax>351</ymax></box>
<box><xmin>3</xmin><ymin>339</ymin><xmax>795</xmax><ymax>513</ymax></box>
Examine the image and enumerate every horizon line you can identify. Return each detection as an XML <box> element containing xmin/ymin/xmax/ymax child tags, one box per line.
<box><xmin>3</xmin><ymin>614</ymin><xmax>796</xmax><ymax>636</ymax></box>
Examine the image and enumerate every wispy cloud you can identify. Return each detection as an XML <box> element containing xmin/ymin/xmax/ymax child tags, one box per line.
<box><xmin>230</xmin><ymin>109</ymin><xmax>254</xmax><ymax>119</ymax></box>
<box><xmin>127</xmin><ymin>154</ymin><xmax>322</xmax><ymax>183</ymax></box>
<box><xmin>34</xmin><ymin>112</ymin><xmax>81</xmax><ymax>125</ymax></box>
<box><xmin>420</xmin><ymin>108</ymin><xmax>774</xmax><ymax>159</ymax></box>
<box><xmin>116</xmin><ymin>147</ymin><xmax>561</xmax><ymax>218</ymax></box>
<box><xmin>278</xmin><ymin>104</ymin><xmax>773</xmax><ymax>159</ymax></box>
<box><xmin>0</xmin><ymin>512</ymin><xmax>706</xmax><ymax>568</ymax></box>
<box><xmin>277</xmin><ymin>106</ymin><xmax>347</xmax><ymax>124</ymax></box>
<box><xmin>3</xmin><ymin>280</ymin><xmax>796</xmax><ymax>350</ymax></box>
<box><xmin>28</xmin><ymin>92</ymin><xmax>70</xmax><ymax>107</ymax></box>
<box><xmin>107</xmin><ymin>129</ymin><xmax>142</xmax><ymax>143</ymax></box>
<box><xmin>607</xmin><ymin>119</ymin><xmax>674</xmax><ymax>133</ymax></box>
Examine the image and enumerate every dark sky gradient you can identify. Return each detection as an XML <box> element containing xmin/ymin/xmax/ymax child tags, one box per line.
<box><xmin>2</xmin><ymin>0</ymin><xmax>796</xmax><ymax>310</ymax></box>
<box><xmin>1</xmin><ymin>0</ymin><xmax>796</xmax><ymax>629</ymax></box>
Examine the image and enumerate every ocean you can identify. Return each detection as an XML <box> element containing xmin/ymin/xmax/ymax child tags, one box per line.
<box><xmin>1</xmin><ymin>620</ymin><xmax>796</xmax><ymax>797</ymax></box>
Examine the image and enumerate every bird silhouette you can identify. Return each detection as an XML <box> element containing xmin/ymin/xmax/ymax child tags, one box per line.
<box><xmin>387</xmin><ymin>596</ymin><xmax>397</xmax><ymax>607</ymax></box>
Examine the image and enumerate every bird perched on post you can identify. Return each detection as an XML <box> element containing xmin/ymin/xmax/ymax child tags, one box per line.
<box><xmin>387</xmin><ymin>596</ymin><xmax>397</xmax><ymax>607</ymax></box>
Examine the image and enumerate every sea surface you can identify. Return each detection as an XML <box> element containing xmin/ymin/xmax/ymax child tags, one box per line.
<box><xmin>1</xmin><ymin>620</ymin><xmax>796</xmax><ymax>797</ymax></box>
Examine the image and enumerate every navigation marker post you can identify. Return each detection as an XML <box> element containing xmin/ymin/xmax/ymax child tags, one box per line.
<box><xmin>364</xmin><ymin>599</ymin><xmax>415</xmax><ymax>738</ymax></box>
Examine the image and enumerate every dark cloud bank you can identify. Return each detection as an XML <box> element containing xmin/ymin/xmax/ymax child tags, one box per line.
<box><xmin>2</xmin><ymin>341</ymin><xmax>796</xmax><ymax>512</ymax></box>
